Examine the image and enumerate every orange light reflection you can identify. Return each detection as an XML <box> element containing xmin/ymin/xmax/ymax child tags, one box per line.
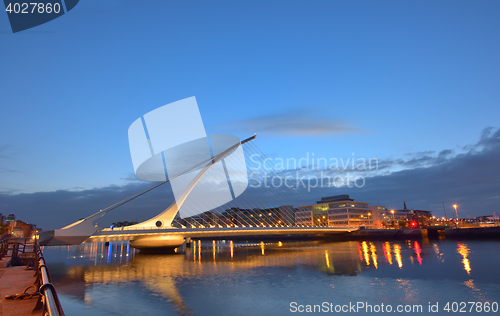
<box><xmin>361</xmin><ymin>241</ymin><xmax>370</xmax><ymax>266</ymax></box>
<box><xmin>384</xmin><ymin>242</ymin><xmax>393</xmax><ymax>265</ymax></box>
<box><xmin>394</xmin><ymin>243</ymin><xmax>402</xmax><ymax>268</ymax></box>
<box><xmin>457</xmin><ymin>242</ymin><xmax>471</xmax><ymax>275</ymax></box>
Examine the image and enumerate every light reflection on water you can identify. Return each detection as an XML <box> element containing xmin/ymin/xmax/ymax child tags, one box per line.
<box><xmin>42</xmin><ymin>239</ymin><xmax>500</xmax><ymax>315</ymax></box>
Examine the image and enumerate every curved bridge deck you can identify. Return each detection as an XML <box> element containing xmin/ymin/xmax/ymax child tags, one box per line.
<box><xmin>86</xmin><ymin>226</ymin><xmax>357</xmax><ymax>243</ymax></box>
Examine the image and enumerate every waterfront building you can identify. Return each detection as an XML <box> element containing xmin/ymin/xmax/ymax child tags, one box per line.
<box><xmin>296</xmin><ymin>195</ymin><xmax>372</xmax><ymax>228</ymax></box>
<box><xmin>368</xmin><ymin>205</ymin><xmax>387</xmax><ymax>228</ymax></box>
<box><xmin>380</xmin><ymin>203</ymin><xmax>433</xmax><ymax>228</ymax></box>
<box><xmin>9</xmin><ymin>220</ymin><xmax>33</xmax><ymax>238</ymax></box>
<box><xmin>295</xmin><ymin>203</ymin><xmax>329</xmax><ymax>226</ymax></box>
<box><xmin>380</xmin><ymin>209</ymin><xmax>410</xmax><ymax>227</ymax></box>
<box><xmin>5</xmin><ymin>213</ymin><xmax>15</xmax><ymax>224</ymax></box>
<box><xmin>410</xmin><ymin>209</ymin><xmax>433</xmax><ymax>227</ymax></box>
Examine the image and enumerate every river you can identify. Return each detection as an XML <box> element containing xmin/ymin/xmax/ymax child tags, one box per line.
<box><xmin>42</xmin><ymin>239</ymin><xmax>500</xmax><ymax>315</ymax></box>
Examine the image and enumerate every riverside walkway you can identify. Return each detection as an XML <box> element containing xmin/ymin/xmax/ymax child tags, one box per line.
<box><xmin>0</xmin><ymin>238</ymin><xmax>64</xmax><ymax>316</ymax></box>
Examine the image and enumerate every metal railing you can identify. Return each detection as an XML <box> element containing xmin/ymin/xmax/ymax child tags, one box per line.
<box><xmin>0</xmin><ymin>236</ymin><xmax>64</xmax><ymax>315</ymax></box>
<box><xmin>32</xmin><ymin>240</ymin><xmax>65</xmax><ymax>316</ymax></box>
<box><xmin>0</xmin><ymin>238</ymin><xmax>9</xmax><ymax>259</ymax></box>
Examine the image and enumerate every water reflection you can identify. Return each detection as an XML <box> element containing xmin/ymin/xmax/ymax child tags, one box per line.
<box><xmin>370</xmin><ymin>242</ymin><xmax>378</xmax><ymax>269</ymax></box>
<box><xmin>394</xmin><ymin>243</ymin><xmax>403</xmax><ymax>268</ymax></box>
<box><xmin>457</xmin><ymin>242</ymin><xmax>471</xmax><ymax>275</ymax></box>
<box><xmin>43</xmin><ymin>239</ymin><xmax>500</xmax><ymax>316</ymax></box>
<box><xmin>414</xmin><ymin>241</ymin><xmax>423</xmax><ymax>265</ymax></box>
<box><xmin>384</xmin><ymin>241</ymin><xmax>393</xmax><ymax>265</ymax></box>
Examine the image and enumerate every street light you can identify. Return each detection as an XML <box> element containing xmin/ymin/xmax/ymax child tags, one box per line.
<box><xmin>453</xmin><ymin>204</ymin><xmax>458</xmax><ymax>228</ymax></box>
<box><xmin>391</xmin><ymin>210</ymin><xmax>395</xmax><ymax>228</ymax></box>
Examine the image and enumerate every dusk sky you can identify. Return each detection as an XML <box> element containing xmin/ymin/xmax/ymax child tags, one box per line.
<box><xmin>1</xmin><ymin>0</ymin><xmax>499</xmax><ymax>229</ymax></box>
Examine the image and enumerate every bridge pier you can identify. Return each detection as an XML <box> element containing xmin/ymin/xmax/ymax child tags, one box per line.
<box><xmin>129</xmin><ymin>235</ymin><xmax>185</xmax><ymax>253</ymax></box>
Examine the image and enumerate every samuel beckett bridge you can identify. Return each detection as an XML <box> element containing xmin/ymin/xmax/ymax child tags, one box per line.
<box><xmin>39</xmin><ymin>97</ymin><xmax>356</xmax><ymax>251</ymax></box>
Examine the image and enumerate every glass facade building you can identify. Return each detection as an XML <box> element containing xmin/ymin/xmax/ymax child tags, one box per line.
<box><xmin>295</xmin><ymin>195</ymin><xmax>373</xmax><ymax>228</ymax></box>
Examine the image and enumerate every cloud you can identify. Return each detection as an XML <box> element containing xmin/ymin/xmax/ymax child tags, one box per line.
<box><xmin>225</xmin><ymin>111</ymin><xmax>364</xmax><ymax>137</ymax></box>
<box><xmin>1</xmin><ymin>127</ymin><xmax>499</xmax><ymax>230</ymax></box>
<box><xmin>119</xmin><ymin>173</ymin><xmax>144</xmax><ymax>182</ymax></box>
<box><xmin>260</xmin><ymin>147</ymin><xmax>457</xmax><ymax>179</ymax></box>
<box><xmin>0</xmin><ymin>182</ymin><xmax>176</xmax><ymax>230</ymax></box>
<box><xmin>270</xmin><ymin>127</ymin><xmax>500</xmax><ymax>216</ymax></box>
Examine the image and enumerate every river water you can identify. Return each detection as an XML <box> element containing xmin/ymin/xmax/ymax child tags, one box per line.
<box><xmin>42</xmin><ymin>239</ymin><xmax>500</xmax><ymax>315</ymax></box>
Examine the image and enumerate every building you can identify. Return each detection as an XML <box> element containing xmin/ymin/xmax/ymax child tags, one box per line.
<box><xmin>6</xmin><ymin>213</ymin><xmax>15</xmax><ymax>224</ymax></box>
<box><xmin>296</xmin><ymin>195</ymin><xmax>372</xmax><ymax>228</ymax></box>
<box><xmin>409</xmin><ymin>209</ymin><xmax>433</xmax><ymax>227</ymax></box>
<box><xmin>9</xmin><ymin>220</ymin><xmax>33</xmax><ymax>238</ymax></box>
<box><xmin>368</xmin><ymin>205</ymin><xmax>388</xmax><ymax>228</ymax></box>
<box><xmin>380</xmin><ymin>203</ymin><xmax>433</xmax><ymax>228</ymax></box>
<box><xmin>326</xmin><ymin>196</ymin><xmax>372</xmax><ymax>228</ymax></box>
<box><xmin>295</xmin><ymin>203</ymin><xmax>329</xmax><ymax>226</ymax></box>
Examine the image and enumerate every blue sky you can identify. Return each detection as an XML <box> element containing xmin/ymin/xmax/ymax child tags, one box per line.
<box><xmin>1</xmin><ymin>0</ymin><xmax>499</xmax><ymax>228</ymax></box>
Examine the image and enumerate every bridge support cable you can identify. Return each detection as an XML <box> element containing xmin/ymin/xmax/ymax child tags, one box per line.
<box><xmin>204</xmin><ymin>152</ymin><xmax>276</xmax><ymax>227</ymax></box>
<box><xmin>175</xmin><ymin>165</ymin><xmax>260</xmax><ymax>227</ymax></box>
<box><xmin>179</xmin><ymin>173</ymin><xmax>258</xmax><ymax>225</ymax></box>
<box><xmin>179</xmin><ymin>166</ymin><xmax>262</xmax><ymax>228</ymax></box>
<box><xmin>221</xmin><ymin>146</ymin><xmax>296</xmax><ymax>226</ymax></box>
<box><xmin>188</xmin><ymin>145</ymin><xmax>289</xmax><ymax>228</ymax></box>
<box><xmin>176</xmin><ymin>140</ymin><xmax>310</xmax><ymax>228</ymax></box>
<box><xmin>184</xmin><ymin>143</ymin><xmax>293</xmax><ymax>228</ymax></box>
<box><xmin>235</xmin><ymin>144</ymin><xmax>300</xmax><ymax>225</ymax></box>
<box><xmin>167</xmin><ymin>142</ymin><xmax>272</xmax><ymax>228</ymax></box>
<box><xmin>61</xmin><ymin>142</ymin><xmax>247</xmax><ymax>230</ymax></box>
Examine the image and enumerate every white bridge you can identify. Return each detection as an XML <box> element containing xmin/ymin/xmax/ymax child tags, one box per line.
<box><xmin>38</xmin><ymin>98</ymin><xmax>357</xmax><ymax>250</ymax></box>
<box><xmin>39</xmin><ymin>132</ymin><xmax>356</xmax><ymax>250</ymax></box>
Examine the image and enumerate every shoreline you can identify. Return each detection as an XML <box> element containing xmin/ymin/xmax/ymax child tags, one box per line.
<box><xmin>195</xmin><ymin>226</ymin><xmax>500</xmax><ymax>243</ymax></box>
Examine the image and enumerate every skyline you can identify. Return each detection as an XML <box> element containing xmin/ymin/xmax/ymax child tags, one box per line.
<box><xmin>1</xmin><ymin>0</ymin><xmax>499</xmax><ymax>229</ymax></box>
